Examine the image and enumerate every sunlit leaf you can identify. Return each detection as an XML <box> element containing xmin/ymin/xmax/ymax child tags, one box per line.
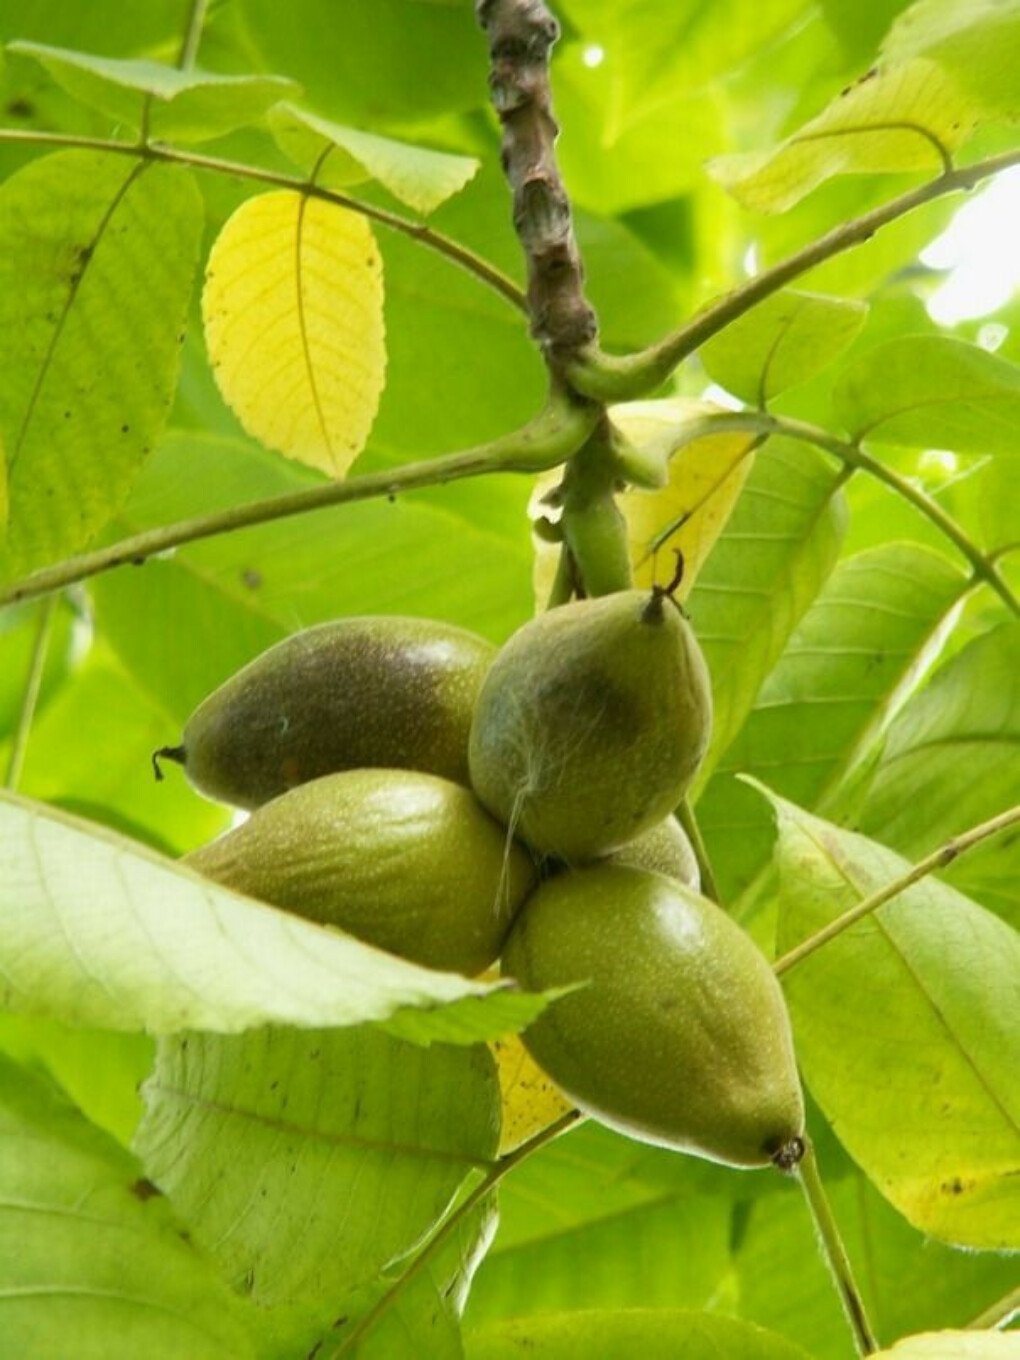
<box><xmin>882</xmin><ymin>0</ymin><xmax>1020</xmax><ymax>117</ymax></box>
<box><xmin>770</xmin><ymin>796</ymin><xmax>1020</xmax><ymax>1249</ymax></box>
<box><xmin>530</xmin><ymin>399</ymin><xmax>757</xmax><ymax>608</ymax></box>
<box><xmin>876</xmin><ymin>1333</ymin><xmax>1020</xmax><ymax>1358</ymax></box>
<box><xmin>698</xmin><ymin>542</ymin><xmax>968</xmax><ymax>901</ymax></box>
<box><xmin>688</xmin><ymin>439</ymin><xmax>847</xmax><ymax>775</ymax></box>
<box><xmin>490</xmin><ymin>1031</ymin><xmax>573</xmax><ymax>1155</ymax></box>
<box><xmin>7</xmin><ymin>42</ymin><xmax>297</xmax><ymax>141</ymax></box>
<box><xmin>834</xmin><ymin>335</ymin><xmax>1020</xmax><ymax>454</ymax></box>
<box><xmin>858</xmin><ymin>624</ymin><xmax>1020</xmax><ymax>925</ymax></box>
<box><xmin>0</xmin><ymin>790</ymin><xmax>549</xmax><ymax>1044</ymax></box>
<box><xmin>0</xmin><ymin>1054</ymin><xmax>256</xmax><ymax>1359</ymax></box>
<box><xmin>135</xmin><ymin>1027</ymin><xmax>498</xmax><ymax>1306</ymax></box>
<box><xmin>203</xmin><ymin>190</ymin><xmax>386</xmax><ymax>477</ymax></box>
<box><xmin>711</xmin><ymin>59</ymin><xmax>974</xmax><ymax>213</ymax></box>
<box><xmin>269</xmin><ymin>104</ymin><xmax>478</xmax><ymax>214</ymax></box>
<box><xmin>465</xmin><ymin>1309</ymin><xmax>812</xmax><ymax>1359</ymax></box>
<box><xmin>699</xmin><ymin>289</ymin><xmax>868</xmax><ymax>405</ymax></box>
<box><xmin>0</xmin><ymin>151</ymin><xmax>201</xmax><ymax>578</ymax></box>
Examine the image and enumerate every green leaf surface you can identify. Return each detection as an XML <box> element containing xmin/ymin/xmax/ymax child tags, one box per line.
<box><xmin>134</xmin><ymin>1027</ymin><xmax>498</xmax><ymax>1306</ymax></box>
<box><xmin>700</xmin><ymin>289</ymin><xmax>868</xmax><ymax>406</ymax></box>
<box><xmin>858</xmin><ymin>624</ymin><xmax>1020</xmax><ymax>925</ymax></box>
<box><xmin>0</xmin><ymin>151</ymin><xmax>202</xmax><ymax>578</ymax></box>
<box><xmin>7</xmin><ymin>42</ymin><xmax>296</xmax><ymax>141</ymax></box>
<box><xmin>90</xmin><ymin>433</ymin><xmax>535</xmax><ymax>724</ymax></box>
<box><xmin>269</xmin><ymin>104</ymin><xmax>478</xmax><ymax>214</ymax></box>
<box><xmin>0</xmin><ymin>597</ymin><xmax>77</xmax><ymax>740</ymax></box>
<box><xmin>465</xmin><ymin>1309</ymin><xmax>812</xmax><ymax>1360</ymax></box>
<box><xmin>686</xmin><ymin>438</ymin><xmax>848</xmax><ymax>778</ymax></box>
<box><xmin>698</xmin><ymin>542</ymin><xmax>969</xmax><ymax>902</ymax></box>
<box><xmin>711</xmin><ymin>58</ymin><xmax>976</xmax><ymax>213</ymax></box>
<box><xmin>735</xmin><ymin>1155</ymin><xmax>1020</xmax><ymax>1360</ymax></box>
<box><xmin>0</xmin><ymin>1053</ymin><xmax>256</xmax><ymax>1359</ymax></box>
<box><xmin>833</xmin><ymin>335</ymin><xmax>1020</xmax><ymax>454</ymax></box>
<box><xmin>771</xmin><ymin>797</ymin><xmax>1020</xmax><ymax>1248</ymax></box>
<box><xmin>882</xmin><ymin>0</ymin><xmax>1020</xmax><ymax>116</ymax></box>
<box><xmin>1</xmin><ymin>640</ymin><xmax>229</xmax><ymax>857</ymax></box>
<box><xmin>0</xmin><ymin>789</ymin><xmax>549</xmax><ymax>1043</ymax></box>
<box><xmin>238</xmin><ymin>0</ymin><xmax>485</xmax><ymax>124</ymax></box>
<box><xmin>317</xmin><ymin>1196</ymin><xmax>498</xmax><ymax>1360</ymax></box>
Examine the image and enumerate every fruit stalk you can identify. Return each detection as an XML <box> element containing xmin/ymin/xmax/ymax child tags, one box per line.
<box><xmin>797</xmin><ymin>1135</ymin><xmax>878</xmax><ymax>1355</ymax></box>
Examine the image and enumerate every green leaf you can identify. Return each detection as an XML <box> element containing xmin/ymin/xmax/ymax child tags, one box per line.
<box><xmin>858</xmin><ymin>624</ymin><xmax>1020</xmax><ymax>925</ymax></box>
<box><xmin>90</xmin><ymin>433</ymin><xmax>534</xmax><ymax>724</ymax></box>
<box><xmin>134</xmin><ymin>1027</ymin><xmax>498</xmax><ymax>1307</ymax></box>
<box><xmin>239</xmin><ymin>0</ymin><xmax>484</xmax><ymax>124</ymax></box>
<box><xmin>687</xmin><ymin>438</ymin><xmax>848</xmax><ymax>778</ymax></box>
<box><xmin>735</xmin><ymin>1154</ymin><xmax>1020</xmax><ymax>1359</ymax></box>
<box><xmin>771</xmin><ymin>797</ymin><xmax>1020</xmax><ymax>1249</ymax></box>
<box><xmin>833</xmin><ymin>335</ymin><xmax>1020</xmax><ymax>454</ymax></box>
<box><xmin>0</xmin><ymin>1053</ymin><xmax>256</xmax><ymax>1359</ymax></box>
<box><xmin>0</xmin><ymin>790</ymin><xmax>549</xmax><ymax>1043</ymax></box>
<box><xmin>7</xmin><ymin>42</ymin><xmax>297</xmax><ymax>141</ymax></box>
<box><xmin>1</xmin><ymin>640</ymin><xmax>229</xmax><ymax>857</ymax></box>
<box><xmin>698</xmin><ymin>542</ymin><xmax>969</xmax><ymax>902</ymax></box>
<box><xmin>318</xmin><ymin>1196</ymin><xmax>497</xmax><ymax>1359</ymax></box>
<box><xmin>882</xmin><ymin>0</ymin><xmax>1020</xmax><ymax>117</ymax></box>
<box><xmin>699</xmin><ymin>289</ymin><xmax>868</xmax><ymax>406</ymax></box>
<box><xmin>877</xmin><ymin>1334</ymin><xmax>1020</xmax><ymax>1359</ymax></box>
<box><xmin>0</xmin><ymin>151</ymin><xmax>202</xmax><ymax>578</ymax></box>
<box><xmin>269</xmin><ymin>104</ymin><xmax>478</xmax><ymax>214</ymax></box>
<box><xmin>465</xmin><ymin>1309</ymin><xmax>812</xmax><ymax>1359</ymax></box>
<box><xmin>710</xmin><ymin>58</ymin><xmax>975</xmax><ymax>213</ymax></box>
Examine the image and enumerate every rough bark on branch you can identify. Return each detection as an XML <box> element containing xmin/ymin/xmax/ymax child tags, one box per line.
<box><xmin>477</xmin><ymin>0</ymin><xmax>597</xmax><ymax>361</ymax></box>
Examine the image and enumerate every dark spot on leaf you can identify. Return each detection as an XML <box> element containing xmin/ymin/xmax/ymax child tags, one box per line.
<box><xmin>269</xmin><ymin>1079</ymin><xmax>279</xmax><ymax>1091</ymax></box>
<box><xmin>331</xmin><ymin>1316</ymin><xmax>349</xmax><ymax>1331</ymax></box>
<box><xmin>6</xmin><ymin>98</ymin><xmax>34</xmax><ymax>118</ymax></box>
<box><xmin>130</xmin><ymin>1177</ymin><xmax>161</xmax><ymax>1201</ymax></box>
<box><xmin>121</xmin><ymin>424</ymin><xmax>130</xmax><ymax>434</ymax></box>
<box><xmin>241</xmin><ymin>567</ymin><xmax>262</xmax><ymax>590</ymax></box>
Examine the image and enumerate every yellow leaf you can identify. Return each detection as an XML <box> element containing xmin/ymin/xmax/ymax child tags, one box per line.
<box><xmin>531</xmin><ymin>399</ymin><xmax>756</xmax><ymax>607</ymax></box>
<box><xmin>203</xmin><ymin>190</ymin><xmax>385</xmax><ymax>478</ymax></box>
<box><xmin>490</xmin><ymin>1031</ymin><xmax>574</xmax><ymax>1155</ymax></box>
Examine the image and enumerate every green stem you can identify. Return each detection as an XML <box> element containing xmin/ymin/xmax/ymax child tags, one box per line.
<box><xmin>331</xmin><ymin>1109</ymin><xmax>583</xmax><ymax>1356</ymax></box>
<box><xmin>558</xmin><ymin>419</ymin><xmax>633</xmax><ymax>597</ymax></box>
<box><xmin>798</xmin><ymin>1135</ymin><xmax>879</xmax><ymax>1356</ymax></box>
<box><xmin>546</xmin><ymin>544</ymin><xmax>577</xmax><ymax>608</ymax></box>
<box><xmin>774</xmin><ymin>802</ymin><xmax>1020</xmax><ymax>976</ymax></box>
<box><xmin>566</xmin><ymin>149</ymin><xmax>1020</xmax><ymax>402</ymax></box>
<box><xmin>0</xmin><ymin>396</ymin><xmax>597</xmax><ymax>609</ymax></box>
<box><xmin>676</xmin><ymin>797</ymin><xmax>721</xmax><ymax>903</ymax></box>
<box><xmin>672</xmin><ymin>409</ymin><xmax>1020</xmax><ymax>619</ymax></box>
<box><xmin>176</xmin><ymin>0</ymin><xmax>209</xmax><ymax>69</ymax></box>
<box><xmin>967</xmin><ymin>1283</ymin><xmax>1020</xmax><ymax>1331</ymax></box>
<box><xmin>0</xmin><ymin>129</ymin><xmax>528</xmax><ymax>314</ymax></box>
<box><xmin>4</xmin><ymin>596</ymin><xmax>57</xmax><ymax>791</ymax></box>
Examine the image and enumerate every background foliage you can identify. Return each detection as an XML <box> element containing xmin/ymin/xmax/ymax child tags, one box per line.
<box><xmin>0</xmin><ymin>0</ymin><xmax>1017</xmax><ymax>1356</ymax></box>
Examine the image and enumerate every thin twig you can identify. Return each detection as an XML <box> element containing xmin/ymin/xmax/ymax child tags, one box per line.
<box><xmin>4</xmin><ymin>596</ymin><xmax>57</xmax><ymax>790</ymax></box>
<box><xmin>676</xmin><ymin>796</ymin><xmax>721</xmax><ymax>904</ymax></box>
<box><xmin>176</xmin><ymin>0</ymin><xmax>209</xmax><ymax>70</ymax></box>
<box><xmin>966</xmin><ymin>1283</ymin><xmax>1020</xmax><ymax>1332</ymax></box>
<box><xmin>0</xmin><ymin>397</ymin><xmax>596</xmax><ymax>609</ymax></box>
<box><xmin>329</xmin><ymin>1108</ymin><xmax>583</xmax><ymax>1356</ymax></box>
<box><xmin>774</xmin><ymin>803</ymin><xmax>1020</xmax><ymax>976</ymax></box>
<box><xmin>0</xmin><ymin>128</ymin><xmax>528</xmax><ymax>314</ymax></box>
<box><xmin>567</xmin><ymin>149</ymin><xmax>1020</xmax><ymax>401</ymax></box>
<box><xmin>798</xmin><ymin>1135</ymin><xmax>879</xmax><ymax>1355</ymax></box>
<box><xmin>670</xmin><ymin>409</ymin><xmax>1020</xmax><ymax>619</ymax></box>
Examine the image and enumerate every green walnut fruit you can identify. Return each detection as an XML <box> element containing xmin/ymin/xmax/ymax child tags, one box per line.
<box><xmin>608</xmin><ymin>815</ymin><xmax>700</xmax><ymax>891</ymax></box>
<box><xmin>502</xmin><ymin>864</ymin><xmax>804</xmax><ymax>1169</ymax></box>
<box><xmin>155</xmin><ymin>616</ymin><xmax>495</xmax><ymax>809</ymax></box>
<box><xmin>468</xmin><ymin>589</ymin><xmax>712</xmax><ymax>861</ymax></box>
<box><xmin>186</xmin><ymin>768</ymin><xmax>536</xmax><ymax>976</ymax></box>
